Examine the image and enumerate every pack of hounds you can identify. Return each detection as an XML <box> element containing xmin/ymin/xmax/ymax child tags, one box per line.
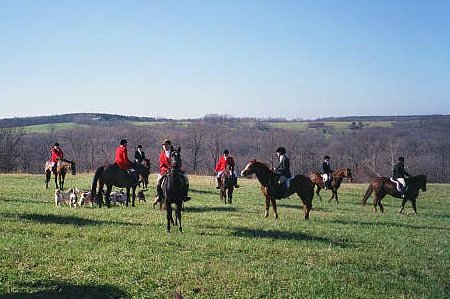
<box><xmin>54</xmin><ymin>188</ymin><xmax>146</xmax><ymax>208</ymax></box>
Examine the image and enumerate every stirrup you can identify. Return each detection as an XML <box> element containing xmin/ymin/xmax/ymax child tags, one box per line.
<box><xmin>234</xmin><ymin>185</ymin><xmax>240</xmax><ymax>188</ymax></box>
<box><xmin>184</xmin><ymin>196</ymin><xmax>191</xmax><ymax>202</ymax></box>
<box><xmin>216</xmin><ymin>186</ymin><xmax>220</xmax><ymax>189</ymax></box>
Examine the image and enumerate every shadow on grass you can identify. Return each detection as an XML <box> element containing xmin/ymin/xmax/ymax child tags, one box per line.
<box><xmin>231</xmin><ymin>227</ymin><xmax>353</xmax><ymax>247</ymax></box>
<box><xmin>184</xmin><ymin>206</ymin><xmax>238</xmax><ymax>213</ymax></box>
<box><xmin>0</xmin><ymin>197</ymin><xmax>45</xmax><ymax>204</ymax></box>
<box><xmin>328</xmin><ymin>219</ymin><xmax>450</xmax><ymax>231</ymax></box>
<box><xmin>1</xmin><ymin>280</ymin><xmax>129</xmax><ymax>298</ymax></box>
<box><xmin>189</xmin><ymin>188</ymin><xmax>217</xmax><ymax>195</ymax></box>
<box><xmin>1</xmin><ymin>212</ymin><xmax>142</xmax><ymax>227</ymax></box>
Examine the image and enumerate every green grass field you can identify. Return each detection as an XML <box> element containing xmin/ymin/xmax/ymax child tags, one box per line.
<box><xmin>22</xmin><ymin>123</ymin><xmax>91</xmax><ymax>134</ymax></box>
<box><xmin>0</xmin><ymin>174</ymin><xmax>449</xmax><ymax>298</ymax></box>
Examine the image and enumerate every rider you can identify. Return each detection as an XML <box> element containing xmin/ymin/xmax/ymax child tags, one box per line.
<box><xmin>49</xmin><ymin>143</ymin><xmax>65</xmax><ymax>172</ymax></box>
<box><xmin>134</xmin><ymin>144</ymin><xmax>146</xmax><ymax>164</ymax></box>
<box><xmin>153</xmin><ymin>139</ymin><xmax>190</xmax><ymax>205</ymax></box>
<box><xmin>114</xmin><ymin>139</ymin><xmax>135</xmax><ymax>174</ymax></box>
<box><xmin>214</xmin><ymin>149</ymin><xmax>239</xmax><ymax>189</ymax></box>
<box><xmin>322</xmin><ymin>155</ymin><xmax>333</xmax><ymax>190</ymax></box>
<box><xmin>273</xmin><ymin>146</ymin><xmax>291</xmax><ymax>196</ymax></box>
<box><xmin>393</xmin><ymin>156</ymin><xmax>410</xmax><ymax>198</ymax></box>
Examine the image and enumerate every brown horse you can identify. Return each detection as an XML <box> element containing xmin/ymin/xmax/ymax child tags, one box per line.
<box><xmin>219</xmin><ymin>164</ymin><xmax>234</xmax><ymax>204</ymax></box>
<box><xmin>138</xmin><ymin>158</ymin><xmax>150</xmax><ymax>189</ymax></box>
<box><xmin>240</xmin><ymin>160</ymin><xmax>314</xmax><ymax>219</ymax></box>
<box><xmin>362</xmin><ymin>175</ymin><xmax>427</xmax><ymax>214</ymax></box>
<box><xmin>309</xmin><ymin>168</ymin><xmax>353</xmax><ymax>203</ymax></box>
<box><xmin>45</xmin><ymin>160</ymin><xmax>76</xmax><ymax>190</ymax></box>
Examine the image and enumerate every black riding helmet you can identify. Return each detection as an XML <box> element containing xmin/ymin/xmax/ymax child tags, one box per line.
<box><xmin>324</xmin><ymin>155</ymin><xmax>330</xmax><ymax>160</ymax></box>
<box><xmin>276</xmin><ymin>147</ymin><xmax>286</xmax><ymax>155</ymax></box>
<box><xmin>223</xmin><ymin>149</ymin><xmax>229</xmax><ymax>155</ymax></box>
<box><xmin>120</xmin><ymin>139</ymin><xmax>128</xmax><ymax>145</ymax></box>
<box><xmin>398</xmin><ymin>156</ymin><xmax>404</xmax><ymax>162</ymax></box>
<box><xmin>54</xmin><ymin>142</ymin><xmax>60</xmax><ymax>147</ymax></box>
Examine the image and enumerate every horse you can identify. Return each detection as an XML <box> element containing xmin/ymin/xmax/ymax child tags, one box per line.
<box><xmin>160</xmin><ymin>147</ymin><xmax>184</xmax><ymax>232</ymax></box>
<box><xmin>362</xmin><ymin>175</ymin><xmax>427</xmax><ymax>214</ymax></box>
<box><xmin>91</xmin><ymin>162</ymin><xmax>147</xmax><ymax>208</ymax></box>
<box><xmin>45</xmin><ymin>160</ymin><xmax>76</xmax><ymax>190</ymax></box>
<box><xmin>219</xmin><ymin>164</ymin><xmax>234</xmax><ymax>204</ymax></box>
<box><xmin>138</xmin><ymin>158</ymin><xmax>150</xmax><ymax>189</ymax></box>
<box><xmin>240</xmin><ymin>160</ymin><xmax>314</xmax><ymax>219</ymax></box>
<box><xmin>309</xmin><ymin>168</ymin><xmax>353</xmax><ymax>203</ymax></box>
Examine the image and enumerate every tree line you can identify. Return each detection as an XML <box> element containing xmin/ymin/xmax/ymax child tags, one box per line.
<box><xmin>1</xmin><ymin>117</ymin><xmax>450</xmax><ymax>183</ymax></box>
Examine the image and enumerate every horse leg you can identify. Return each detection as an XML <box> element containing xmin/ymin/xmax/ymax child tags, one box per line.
<box><xmin>271</xmin><ymin>197</ymin><xmax>278</xmax><ymax>219</ymax></box>
<box><xmin>329</xmin><ymin>190</ymin><xmax>335</xmax><ymax>203</ymax></box>
<box><xmin>378</xmin><ymin>199</ymin><xmax>385</xmax><ymax>213</ymax></box>
<box><xmin>54</xmin><ymin>172</ymin><xmax>58</xmax><ymax>189</ymax></box>
<box><xmin>45</xmin><ymin>170</ymin><xmax>51</xmax><ymax>189</ymax></box>
<box><xmin>264</xmin><ymin>195</ymin><xmax>270</xmax><ymax>218</ymax></box>
<box><xmin>60</xmin><ymin>174</ymin><xmax>65</xmax><ymax>190</ymax></box>
<box><xmin>166</xmin><ymin>204</ymin><xmax>172</xmax><ymax>232</ymax></box>
<box><xmin>334</xmin><ymin>190</ymin><xmax>339</xmax><ymax>204</ymax></box>
<box><xmin>398</xmin><ymin>198</ymin><xmax>408</xmax><ymax>214</ymax></box>
<box><xmin>125</xmin><ymin>187</ymin><xmax>130</xmax><ymax>207</ymax></box>
<box><xmin>411</xmin><ymin>199</ymin><xmax>418</xmax><ymax>215</ymax></box>
<box><xmin>131</xmin><ymin>187</ymin><xmax>136</xmax><ymax>207</ymax></box>
<box><xmin>229</xmin><ymin>188</ymin><xmax>233</xmax><ymax>204</ymax></box>
<box><xmin>315</xmin><ymin>186</ymin><xmax>322</xmax><ymax>202</ymax></box>
<box><xmin>105</xmin><ymin>185</ymin><xmax>113</xmax><ymax>208</ymax></box>
<box><xmin>177</xmin><ymin>202</ymin><xmax>182</xmax><ymax>232</ymax></box>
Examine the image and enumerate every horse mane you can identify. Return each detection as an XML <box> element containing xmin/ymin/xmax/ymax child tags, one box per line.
<box><xmin>250</xmin><ymin>159</ymin><xmax>272</xmax><ymax>171</ymax></box>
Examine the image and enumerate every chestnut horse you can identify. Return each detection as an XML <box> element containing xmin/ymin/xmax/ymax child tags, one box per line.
<box><xmin>309</xmin><ymin>168</ymin><xmax>353</xmax><ymax>203</ymax></box>
<box><xmin>219</xmin><ymin>164</ymin><xmax>234</xmax><ymax>204</ymax></box>
<box><xmin>45</xmin><ymin>160</ymin><xmax>76</xmax><ymax>190</ymax></box>
<box><xmin>240</xmin><ymin>160</ymin><xmax>314</xmax><ymax>219</ymax></box>
<box><xmin>362</xmin><ymin>175</ymin><xmax>427</xmax><ymax>214</ymax></box>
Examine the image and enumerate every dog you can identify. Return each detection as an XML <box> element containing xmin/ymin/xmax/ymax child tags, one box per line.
<box><xmin>137</xmin><ymin>190</ymin><xmax>146</xmax><ymax>203</ymax></box>
<box><xmin>54</xmin><ymin>188</ymin><xmax>78</xmax><ymax>207</ymax></box>
<box><xmin>110</xmin><ymin>190</ymin><xmax>127</xmax><ymax>205</ymax></box>
<box><xmin>77</xmin><ymin>190</ymin><xmax>96</xmax><ymax>207</ymax></box>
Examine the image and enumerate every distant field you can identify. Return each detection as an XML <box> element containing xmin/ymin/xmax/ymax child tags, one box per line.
<box><xmin>22</xmin><ymin>123</ymin><xmax>91</xmax><ymax>133</ymax></box>
<box><xmin>0</xmin><ymin>174</ymin><xmax>448</xmax><ymax>298</ymax></box>
<box><xmin>131</xmin><ymin>121</ymin><xmax>191</xmax><ymax>127</ymax></box>
<box><xmin>272</xmin><ymin>121</ymin><xmax>394</xmax><ymax>131</ymax></box>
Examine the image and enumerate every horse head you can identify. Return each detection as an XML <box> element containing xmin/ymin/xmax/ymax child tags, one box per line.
<box><xmin>240</xmin><ymin>159</ymin><xmax>257</xmax><ymax>177</ymax></box>
<box><xmin>170</xmin><ymin>147</ymin><xmax>182</xmax><ymax>170</ymax></box>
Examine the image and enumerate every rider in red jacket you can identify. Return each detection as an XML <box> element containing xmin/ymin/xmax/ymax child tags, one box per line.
<box><xmin>214</xmin><ymin>149</ymin><xmax>239</xmax><ymax>189</ymax></box>
<box><xmin>115</xmin><ymin>139</ymin><xmax>133</xmax><ymax>170</ymax></box>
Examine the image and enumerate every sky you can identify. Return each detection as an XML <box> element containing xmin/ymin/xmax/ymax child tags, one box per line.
<box><xmin>1</xmin><ymin>0</ymin><xmax>449</xmax><ymax>120</ymax></box>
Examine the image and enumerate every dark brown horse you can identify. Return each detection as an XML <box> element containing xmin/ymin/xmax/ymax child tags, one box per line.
<box><xmin>309</xmin><ymin>168</ymin><xmax>353</xmax><ymax>203</ymax></box>
<box><xmin>45</xmin><ymin>160</ymin><xmax>76</xmax><ymax>190</ymax></box>
<box><xmin>161</xmin><ymin>147</ymin><xmax>184</xmax><ymax>232</ymax></box>
<box><xmin>240</xmin><ymin>160</ymin><xmax>314</xmax><ymax>219</ymax></box>
<box><xmin>219</xmin><ymin>164</ymin><xmax>234</xmax><ymax>204</ymax></box>
<box><xmin>91</xmin><ymin>162</ymin><xmax>147</xmax><ymax>208</ymax></box>
<box><xmin>362</xmin><ymin>175</ymin><xmax>427</xmax><ymax>214</ymax></box>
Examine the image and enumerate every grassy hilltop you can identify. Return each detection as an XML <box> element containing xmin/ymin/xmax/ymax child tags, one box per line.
<box><xmin>0</xmin><ymin>174</ymin><xmax>449</xmax><ymax>298</ymax></box>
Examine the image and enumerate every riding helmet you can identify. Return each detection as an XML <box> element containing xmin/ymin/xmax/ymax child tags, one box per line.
<box><xmin>54</xmin><ymin>142</ymin><xmax>60</xmax><ymax>147</ymax></box>
<box><xmin>324</xmin><ymin>155</ymin><xmax>330</xmax><ymax>160</ymax></box>
<box><xmin>120</xmin><ymin>139</ymin><xmax>128</xmax><ymax>145</ymax></box>
<box><xmin>162</xmin><ymin>139</ymin><xmax>171</xmax><ymax>145</ymax></box>
<box><xmin>398</xmin><ymin>156</ymin><xmax>404</xmax><ymax>162</ymax></box>
<box><xmin>137</xmin><ymin>144</ymin><xmax>143</xmax><ymax>149</ymax></box>
<box><xmin>276</xmin><ymin>146</ymin><xmax>286</xmax><ymax>155</ymax></box>
<box><xmin>223</xmin><ymin>149</ymin><xmax>229</xmax><ymax>155</ymax></box>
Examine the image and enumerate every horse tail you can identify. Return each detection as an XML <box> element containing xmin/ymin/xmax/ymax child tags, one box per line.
<box><xmin>362</xmin><ymin>183</ymin><xmax>373</xmax><ymax>205</ymax></box>
<box><xmin>91</xmin><ymin>166</ymin><xmax>104</xmax><ymax>198</ymax></box>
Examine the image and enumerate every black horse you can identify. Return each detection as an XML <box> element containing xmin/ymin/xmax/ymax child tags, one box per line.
<box><xmin>161</xmin><ymin>147</ymin><xmax>184</xmax><ymax>232</ymax></box>
<box><xmin>362</xmin><ymin>175</ymin><xmax>427</xmax><ymax>214</ymax></box>
<box><xmin>91</xmin><ymin>162</ymin><xmax>147</xmax><ymax>207</ymax></box>
<box><xmin>45</xmin><ymin>160</ymin><xmax>76</xmax><ymax>190</ymax></box>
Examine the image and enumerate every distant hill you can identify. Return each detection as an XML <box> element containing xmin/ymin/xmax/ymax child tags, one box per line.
<box><xmin>1</xmin><ymin>113</ymin><xmax>449</xmax><ymax>129</ymax></box>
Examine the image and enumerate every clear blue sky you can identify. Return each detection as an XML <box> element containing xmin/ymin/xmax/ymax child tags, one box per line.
<box><xmin>1</xmin><ymin>0</ymin><xmax>449</xmax><ymax>120</ymax></box>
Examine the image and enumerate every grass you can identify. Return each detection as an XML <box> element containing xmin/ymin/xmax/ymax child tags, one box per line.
<box><xmin>22</xmin><ymin>123</ymin><xmax>90</xmax><ymax>134</ymax></box>
<box><xmin>0</xmin><ymin>174</ymin><xmax>449</xmax><ymax>298</ymax></box>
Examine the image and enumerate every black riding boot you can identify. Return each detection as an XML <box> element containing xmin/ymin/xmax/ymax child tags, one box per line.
<box><xmin>233</xmin><ymin>175</ymin><xmax>240</xmax><ymax>188</ymax></box>
<box><xmin>216</xmin><ymin>177</ymin><xmax>221</xmax><ymax>189</ymax></box>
